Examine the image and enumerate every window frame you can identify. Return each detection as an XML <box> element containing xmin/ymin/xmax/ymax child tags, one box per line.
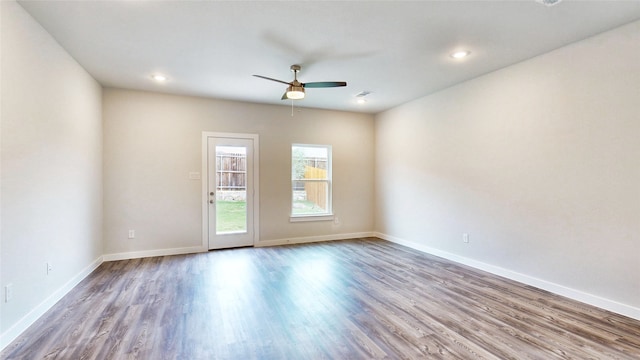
<box><xmin>290</xmin><ymin>144</ymin><xmax>333</xmax><ymax>222</ymax></box>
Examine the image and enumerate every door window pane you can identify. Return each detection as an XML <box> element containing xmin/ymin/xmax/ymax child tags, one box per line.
<box><xmin>216</xmin><ymin>146</ymin><xmax>247</xmax><ymax>234</ymax></box>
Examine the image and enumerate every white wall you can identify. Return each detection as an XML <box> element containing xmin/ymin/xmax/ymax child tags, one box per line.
<box><xmin>0</xmin><ymin>0</ymin><xmax>103</xmax><ymax>345</ymax></box>
<box><xmin>103</xmin><ymin>89</ymin><xmax>374</xmax><ymax>256</ymax></box>
<box><xmin>375</xmin><ymin>20</ymin><xmax>640</xmax><ymax>318</ymax></box>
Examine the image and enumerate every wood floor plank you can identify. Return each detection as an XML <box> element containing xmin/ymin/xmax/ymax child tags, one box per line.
<box><xmin>2</xmin><ymin>238</ymin><xmax>639</xmax><ymax>359</ymax></box>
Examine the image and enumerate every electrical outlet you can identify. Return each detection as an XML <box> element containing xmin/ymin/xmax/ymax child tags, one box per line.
<box><xmin>128</xmin><ymin>230</ymin><xmax>135</xmax><ymax>239</ymax></box>
<box><xmin>463</xmin><ymin>233</ymin><xmax>469</xmax><ymax>243</ymax></box>
<box><xmin>333</xmin><ymin>216</ymin><xmax>340</xmax><ymax>225</ymax></box>
<box><xmin>47</xmin><ymin>262</ymin><xmax>53</xmax><ymax>275</ymax></box>
<box><xmin>5</xmin><ymin>284</ymin><xmax>13</xmax><ymax>303</ymax></box>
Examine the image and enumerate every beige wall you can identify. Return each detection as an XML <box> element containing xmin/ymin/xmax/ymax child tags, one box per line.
<box><xmin>103</xmin><ymin>89</ymin><xmax>375</xmax><ymax>255</ymax></box>
<box><xmin>375</xmin><ymin>20</ymin><xmax>640</xmax><ymax>316</ymax></box>
<box><xmin>1</xmin><ymin>0</ymin><xmax>103</xmax><ymax>343</ymax></box>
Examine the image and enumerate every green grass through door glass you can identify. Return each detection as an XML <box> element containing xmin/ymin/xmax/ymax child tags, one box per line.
<box><xmin>216</xmin><ymin>201</ymin><xmax>247</xmax><ymax>233</ymax></box>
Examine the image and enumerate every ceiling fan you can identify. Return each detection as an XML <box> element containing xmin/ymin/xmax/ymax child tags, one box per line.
<box><xmin>253</xmin><ymin>64</ymin><xmax>347</xmax><ymax>100</ymax></box>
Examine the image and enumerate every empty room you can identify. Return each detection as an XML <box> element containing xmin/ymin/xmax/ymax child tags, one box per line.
<box><xmin>1</xmin><ymin>0</ymin><xmax>639</xmax><ymax>359</ymax></box>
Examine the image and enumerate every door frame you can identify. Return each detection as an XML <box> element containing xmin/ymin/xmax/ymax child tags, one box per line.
<box><xmin>201</xmin><ymin>132</ymin><xmax>260</xmax><ymax>249</ymax></box>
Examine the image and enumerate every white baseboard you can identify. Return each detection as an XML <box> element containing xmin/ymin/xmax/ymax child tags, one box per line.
<box><xmin>103</xmin><ymin>246</ymin><xmax>207</xmax><ymax>261</ymax></box>
<box><xmin>103</xmin><ymin>235</ymin><xmax>375</xmax><ymax>259</ymax></box>
<box><xmin>256</xmin><ymin>232</ymin><xmax>375</xmax><ymax>248</ymax></box>
<box><xmin>374</xmin><ymin>232</ymin><xmax>640</xmax><ymax>321</ymax></box>
<box><xmin>0</xmin><ymin>256</ymin><xmax>104</xmax><ymax>351</ymax></box>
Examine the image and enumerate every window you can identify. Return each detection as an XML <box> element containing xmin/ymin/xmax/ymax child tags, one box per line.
<box><xmin>291</xmin><ymin>144</ymin><xmax>333</xmax><ymax>221</ymax></box>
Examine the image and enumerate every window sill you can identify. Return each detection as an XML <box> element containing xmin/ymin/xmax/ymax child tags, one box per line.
<box><xmin>289</xmin><ymin>214</ymin><xmax>334</xmax><ymax>223</ymax></box>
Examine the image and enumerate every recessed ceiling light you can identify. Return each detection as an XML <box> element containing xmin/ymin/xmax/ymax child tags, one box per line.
<box><xmin>151</xmin><ymin>74</ymin><xmax>167</xmax><ymax>82</ymax></box>
<box><xmin>356</xmin><ymin>98</ymin><xmax>367</xmax><ymax>104</ymax></box>
<box><xmin>536</xmin><ymin>0</ymin><xmax>562</xmax><ymax>6</ymax></box>
<box><xmin>450</xmin><ymin>50</ymin><xmax>471</xmax><ymax>59</ymax></box>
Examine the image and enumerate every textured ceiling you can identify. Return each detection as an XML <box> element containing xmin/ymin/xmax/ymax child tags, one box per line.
<box><xmin>18</xmin><ymin>0</ymin><xmax>640</xmax><ymax>113</ymax></box>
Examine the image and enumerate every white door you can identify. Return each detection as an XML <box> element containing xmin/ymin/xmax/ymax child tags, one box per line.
<box><xmin>204</xmin><ymin>134</ymin><xmax>258</xmax><ymax>249</ymax></box>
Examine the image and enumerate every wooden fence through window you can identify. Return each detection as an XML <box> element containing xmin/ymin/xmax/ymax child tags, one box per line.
<box><xmin>216</xmin><ymin>152</ymin><xmax>246</xmax><ymax>191</ymax></box>
<box><xmin>304</xmin><ymin>166</ymin><xmax>327</xmax><ymax>210</ymax></box>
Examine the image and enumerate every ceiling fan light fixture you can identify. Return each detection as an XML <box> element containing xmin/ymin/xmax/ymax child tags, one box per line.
<box><xmin>286</xmin><ymin>85</ymin><xmax>305</xmax><ymax>100</ymax></box>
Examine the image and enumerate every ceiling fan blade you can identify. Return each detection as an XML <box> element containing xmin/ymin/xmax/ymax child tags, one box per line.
<box><xmin>303</xmin><ymin>81</ymin><xmax>347</xmax><ymax>88</ymax></box>
<box><xmin>253</xmin><ymin>75</ymin><xmax>292</xmax><ymax>86</ymax></box>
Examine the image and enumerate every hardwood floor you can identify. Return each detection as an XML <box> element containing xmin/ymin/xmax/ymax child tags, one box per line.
<box><xmin>2</xmin><ymin>238</ymin><xmax>639</xmax><ymax>359</ymax></box>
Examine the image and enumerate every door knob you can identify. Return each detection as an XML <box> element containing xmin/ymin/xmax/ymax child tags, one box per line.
<box><xmin>209</xmin><ymin>200</ymin><xmax>214</xmax><ymax>204</ymax></box>
<box><xmin>210</xmin><ymin>192</ymin><xmax>214</xmax><ymax>196</ymax></box>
